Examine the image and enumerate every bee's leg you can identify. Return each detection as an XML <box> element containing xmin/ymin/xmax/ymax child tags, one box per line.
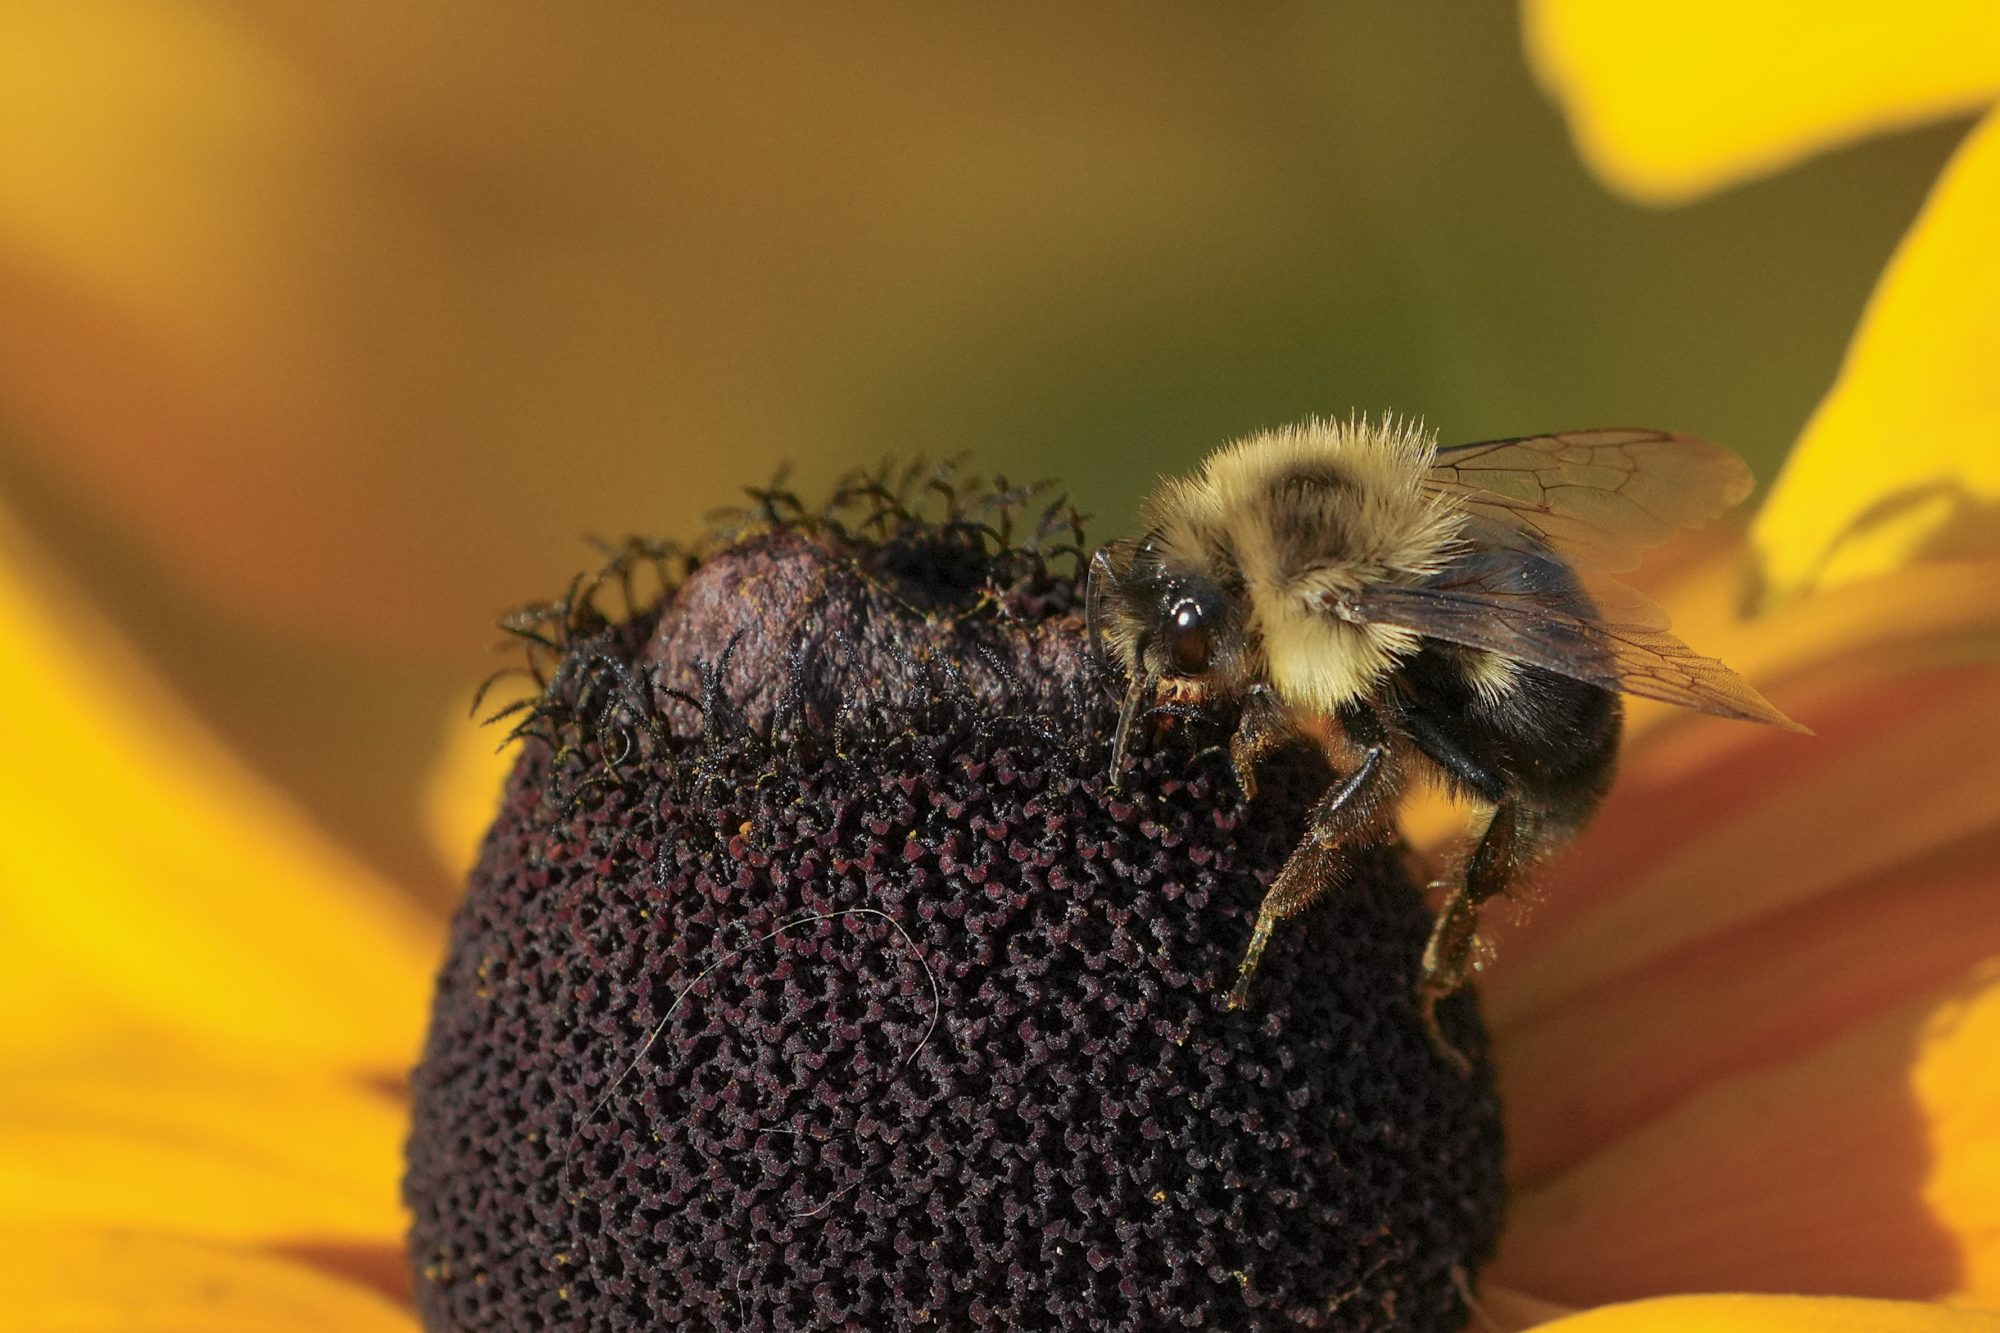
<box><xmin>1227</xmin><ymin>684</ymin><xmax>1291</xmax><ymax>800</ymax></box>
<box><xmin>1417</xmin><ymin>800</ymin><xmax>1529</xmax><ymax>1076</ymax></box>
<box><xmin>1228</xmin><ymin>704</ymin><xmax>1397</xmax><ymax>1008</ymax></box>
<box><xmin>1392</xmin><ymin>707</ymin><xmax>1520</xmax><ymax>1071</ymax></box>
<box><xmin>1228</xmin><ymin>840</ymin><xmax>1346</xmax><ymax>1008</ymax></box>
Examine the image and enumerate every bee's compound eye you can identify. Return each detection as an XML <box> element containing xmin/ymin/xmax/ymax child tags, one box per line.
<box><xmin>1166</xmin><ymin>600</ymin><xmax>1212</xmax><ymax>675</ymax></box>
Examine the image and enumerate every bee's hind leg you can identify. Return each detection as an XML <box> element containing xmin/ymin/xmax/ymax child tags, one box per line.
<box><xmin>1418</xmin><ymin>800</ymin><xmax>1539</xmax><ymax>1076</ymax></box>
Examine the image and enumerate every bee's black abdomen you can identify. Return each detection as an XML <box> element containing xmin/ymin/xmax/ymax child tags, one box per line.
<box><xmin>1395</xmin><ymin>644</ymin><xmax>1622</xmax><ymax>829</ymax></box>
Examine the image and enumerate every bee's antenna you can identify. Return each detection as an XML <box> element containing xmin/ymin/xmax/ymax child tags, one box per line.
<box><xmin>1084</xmin><ymin>547</ymin><xmax>1116</xmax><ymax>671</ymax></box>
<box><xmin>1108</xmin><ymin>670</ymin><xmax>1150</xmax><ymax>792</ymax></box>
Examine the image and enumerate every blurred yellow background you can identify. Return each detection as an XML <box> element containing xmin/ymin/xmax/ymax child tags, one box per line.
<box><xmin>0</xmin><ymin>3</ymin><xmax>1969</xmax><ymax>905</ymax></box>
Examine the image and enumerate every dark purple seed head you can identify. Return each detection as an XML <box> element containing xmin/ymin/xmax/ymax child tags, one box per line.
<box><xmin>404</xmin><ymin>471</ymin><xmax>1505</xmax><ymax>1331</ymax></box>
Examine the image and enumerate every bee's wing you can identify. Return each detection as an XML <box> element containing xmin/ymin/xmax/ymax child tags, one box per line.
<box><xmin>1425</xmin><ymin>429</ymin><xmax>1754</xmax><ymax>572</ymax></box>
<box><xmin>1340</xmin><ymin>548</ymin><xmax>1804</xmax><ymax>730</ymax></box>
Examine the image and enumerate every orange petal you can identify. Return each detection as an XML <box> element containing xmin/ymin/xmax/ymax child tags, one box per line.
<box><xmin>10</xmin><ymin>1226</ymin><xmax>414</xmax><ymax>1331</ymax></box>
<box><xmin>1477</xmin><ymin>1285</ymin><xmax>1579</xmax><ymax>1331</ymax></box>
<box><xmin>1523</xmin><ymin>1</ymin><xmax>2000</xmax><ymax>203</ymax></box>
<box><xmin>1500</xmin><ymin>823</ymin><xmax>2000</xmax><ymax>1184</ymax></box>
<box><xmin>2</xmin><ymin>1051</ymin><xmax>407</xmax><ymax>1244</ymax></box>
<box><xmin>1754</xmin><ymin>109</ymin><xmax>2000</xmax><ymax>600</ymax></box>
<box><xmin>1619</xmin><ymin>554</ymin><xmax>2000</xmax><ymax>762</ymax></box>
<box><xmin>1523</xmin><ymin>1293</ymin><xmax>2000</xmax><ymax>1333</ymax></box>
<box><xmin>1487</xmin><ymin>664</ymin><xmax>2000</xmax><ymax>1024</ymax></box>
<box><xmin>1492</xmin><ymin>960</ymin><xmax>2000</xmax><ymax>1307</ymax></box>
<box><xmin>1482</xmin><ymin>549</ymin><xmax>2000</xmax><ymax>982</ymax></box>
<box><xmin>0</xmin><ymin>509</ymin><xmax>439</xmax><ymax>1069</ymax></box>
<box><xmin>1410</xmin><ymin>547</ymin><xmax>2000</xmax><ymax>867</ymax></box>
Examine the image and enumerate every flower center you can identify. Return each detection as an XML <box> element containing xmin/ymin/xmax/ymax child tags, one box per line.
<box><xmin>405</xmin><ymin>480</ymin><xmax>1504</xmax><ymax>1332</ymax></box>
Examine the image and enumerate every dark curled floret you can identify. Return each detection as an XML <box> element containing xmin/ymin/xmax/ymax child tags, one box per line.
<box><xmin>477</xmin><ymin>459</ymin><xmax>1090</xmax><ymax>815</ymax></box>
<box><xmin>403</xmin><ymin>463</ymin><xmax>1506</xmax><ymax>1332</ymax></box>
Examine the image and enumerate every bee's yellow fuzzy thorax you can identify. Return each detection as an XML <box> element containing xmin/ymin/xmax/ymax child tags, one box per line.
<box><xmin>1198</xmin><ymin>416</ymin><xmax>1459</xmax><ymax>587</ymax></box>
<box><xmin>1144</xmin><ymin>417</ymin><xmax>1463</xmax><ymax>714</ymax></box>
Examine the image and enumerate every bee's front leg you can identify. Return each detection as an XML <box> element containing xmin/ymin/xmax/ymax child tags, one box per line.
<box><xmin>1227</xmin><ymin>684</ymin><xmax>1291</xmax><ymax>800</ymax></box>
<box><xmin>1228</xmin><ymin>703</ymin><xmax>1400</xmax><ymax>1008</ymax></box>
<box><xmin>1228</xmin><ymin>839</ymin><xmax>1345</xmax><ymax>1009</ymax></box>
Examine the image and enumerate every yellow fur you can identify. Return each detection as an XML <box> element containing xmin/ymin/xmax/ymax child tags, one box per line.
<box><xmin>1197</xmin><ymin>416</ymin><xmax>1456</xmax><ymax>590</ymax></box>
<box><xmin>1262</xmin><ymin>612</ymin><xmax>1422</xmax><ymax>718</ymax></box>
<box><xmin>1458</xmin><ymin>647</ymin><xmax>1522</xmax><ymax>707</ymax></box>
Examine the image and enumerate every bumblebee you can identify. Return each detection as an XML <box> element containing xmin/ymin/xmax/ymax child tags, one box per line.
<box><xmin>1086</xmin><ymin>417</ymin><xmax>1801</xmax><ymax>1067</ymax></box>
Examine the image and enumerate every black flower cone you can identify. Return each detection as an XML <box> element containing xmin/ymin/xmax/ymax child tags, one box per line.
<box><xmin>404</xmin><ymin>473</ymin><xmax>1505</xmax><ymax>1331</ymax></box>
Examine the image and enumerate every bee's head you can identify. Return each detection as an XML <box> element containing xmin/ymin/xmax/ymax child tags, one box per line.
<box><xmin>1087</xmin><ymin>535</ymin><xmax>1252</xmax><ymax>781</ymax></box>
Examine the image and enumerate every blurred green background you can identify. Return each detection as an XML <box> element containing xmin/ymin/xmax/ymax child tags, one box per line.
<box><xmin>0</xmin><ymin>4</ymin><xmax>1965</xmax><ymax>902</ymax></box>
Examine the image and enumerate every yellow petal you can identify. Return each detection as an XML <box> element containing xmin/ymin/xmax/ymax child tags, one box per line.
<box><xmin>1754</xmin><ymin>109</ymin><xmax>2000</xmax><ymax>600</ymax></box>
<box><xmin>9</xmin><ymin>1226</ymin><xmax>414</xmax><ymax>1332</ymax></box>
<box><xmin>1523</xmin><ymin>1</ymin><xmax>2000</xmax><ymax>203</ymax></box>
<box><xmin>1</xmin><ymin>1052</ymin><xmax>407</xmax><ymax>1243</ymax></box>
<box><xmin>1494</xmin><ymin>961</ymin><xmax>2000</xmax><ymax>1307</ymax></box>
<box><xmin>420</xmin><ymin>689</ymin><xmax>522</xmax><ymax>883</ymax></box>
<box><xmin>0</xmin><ymin>509</ymin><xmax>439</xmax><ymax>1069</ymax></box>
<box><xmin>1525</xmin><ymin>1293</ymin><xmax>2000</xmax><ymax>1333</ymax></box>
<box><xmin>1916</xmin><ymin>967</ymin><xmax>2000</xmax><ymax>1301</ymax></box>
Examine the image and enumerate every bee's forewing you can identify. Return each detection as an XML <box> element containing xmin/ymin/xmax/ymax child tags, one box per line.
<box><xmin>1424</xmin><ymin>429</ymin><xmax>1753</xmax><ymax>572</ymax></box>
<box><xmin>1345</xmin><ymin>543</ymin><xmax>1804</xmax><ymax>731</ymax></box>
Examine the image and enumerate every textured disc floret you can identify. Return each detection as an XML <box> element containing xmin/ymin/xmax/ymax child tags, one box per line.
<box><xmin>404</xmin><ymin>467</ymin><xmax>1506</xmax><ymax>1331</ymax></box>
